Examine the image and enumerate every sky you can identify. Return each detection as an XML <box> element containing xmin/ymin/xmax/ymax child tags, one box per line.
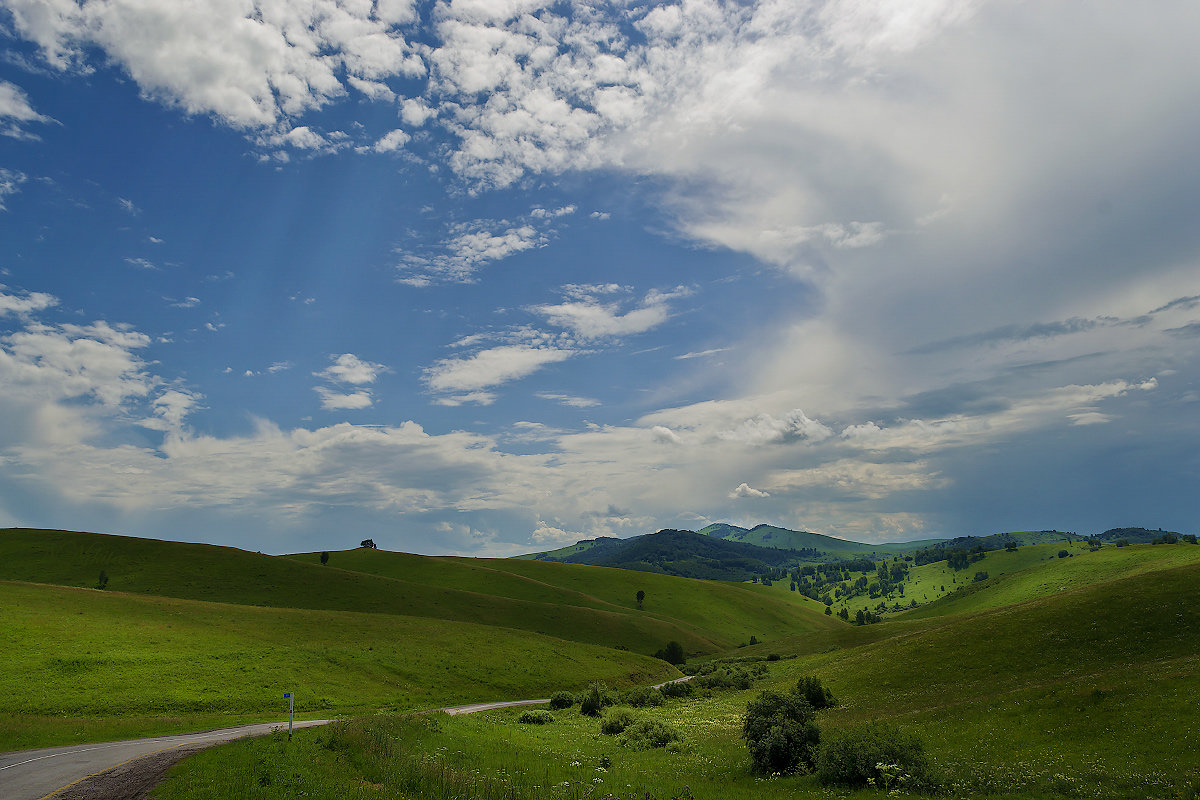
<box><xmin>1</xmin><ymin>0</ymin><xmax>1198</xmax><ymax>556</ymax></box>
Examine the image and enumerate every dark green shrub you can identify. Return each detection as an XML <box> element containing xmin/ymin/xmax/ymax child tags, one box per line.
<box><xmin>549</xmin><ymin>691</ymin><xmax>575</xmax><ymax>710</ymax></box>
<box><xmin>742</xmin><ymin>691</ymin><xmax>820</xmax><ymax>775</ymax></box>
<box><xmin>621</xmin><ymin>686</ymin><xmax>665</xmax><ymax>707</ymax></box>
<box><xmin>1058</xmin><ymin>550</ymin><xmax>1069</xmax><ymax>558</ymax></box>
<box><xmin>621</xmin><ymin>719</ymin><xmax>679</xmax><ymax>750</ymax></box>
<box><xmin>694</xmin><ymin>665</ymin><xmax>761</xmax><ymax>691</ymax></box>
<box><xmin>660</xmin><ymin>679</ymin><xmax>694</xmax><ymax>699</ymax></box>
<box><xmin>600</xmin><ymin>708</ymin><xmax>635</xmax><ymax>735</ymax></box>
<box><xmin>654</xmin><ymin>641</ymin><xmax>686</xmax><ymax>664</ymax></box>
<box><xmin>973</xmin><ymin>570</ymin><xmax>989</xmax><ymax>582</ymax></box>
<box><xmin>517</xmin><ymin>710</ymin><xmax>554</xmax><ymax>724</ymax></box>
<box><xmin>579</xmin><ymin>683</ymin><xmax>615</xmax><ymax>716</ymax></box>
<box><xmin>816</xmin><ymin>722</ymin><xmax>931</xmax><ymax>789</ymax></box>
<box><xmin>794</xmin><ymin>676</ymin><xmax>835</xmax><ymax>709</ymax></box>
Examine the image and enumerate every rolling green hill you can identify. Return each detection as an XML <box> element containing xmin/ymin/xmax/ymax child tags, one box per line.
<box><xmin>292</xmin><ymin>546</ymin><xmax>838</xmax><ymax>650</ymax></box>
<box><xmin>0</xmin><ymin>579</ymin><xmax>675</xmax><ymax>751</ymax></box>
<box><xmin>1</xmin><ymin>528</ymin><xmax>828</xmax><ymax>656</ymax></box>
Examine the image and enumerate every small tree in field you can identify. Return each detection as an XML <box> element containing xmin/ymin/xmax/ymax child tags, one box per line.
<box><xmin>320</xmin><ymin>551</ymin><xmax>330</xmax><ymax>565</ymax></box>
<box><xmin>654</xmin><ymin>640</ymin><xmax>685</xmax><ymax>664</ymax></box>
<box><xmin>636</xmin><ymin>590</ymin><xmax>645</xmax><ymax>608</ymax></box>
<box><xmin>96</xmin><ymin>570</ymin><xmax>109</xmax><ymax>590</ymax></box>
<box><xmin>360</xmin><ymin>539</ymin><xmax>377</xmax><ymax>549</ymax></box>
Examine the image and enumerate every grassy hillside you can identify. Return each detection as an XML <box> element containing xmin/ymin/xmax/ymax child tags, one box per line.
<box><xmin>0</xmin><ymin>579</ymin><xmax>676</xmax><ymax>751</ymax></box>
<box><xmin>902</xmin><ymin>540</ymin><xmax>1200</xmax><ymax>619</ymax></box>
<box><xmin>288</xmin><ymin>546</ymin><xmax>841</xmax><ymax>649</ymax></box>
<box><xmin>0</xmin><ymin>528</ymin><xmax>829</xmax><ymax>656</ymax></box>
<box><xmin>160</xmin><ymin>556</ymin><xmax>1200</xmax><ymax>798</ymax></box>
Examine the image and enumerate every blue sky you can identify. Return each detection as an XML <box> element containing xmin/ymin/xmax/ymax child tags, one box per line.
<box><xmin>1</xmin><ymin>0</ymin><xmax>1198</xmax><ymax>555</ymax></box>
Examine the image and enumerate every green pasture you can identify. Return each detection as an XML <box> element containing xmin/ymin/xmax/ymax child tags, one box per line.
<box><xmin>157</xmin><ymin>557</ymin><xmax>1200</xmax><ymax>798</ymax></box>
<box><xmin>1</xmin><ymin>528</ymin><xmax>828</xmax><ymax>656</ymax></box>
<box><xmin>294</xmin><ymin>547</ymin><xmax>840</xmax><ymax>650</ymax></box>
<box><xmin>0</xmin><ymin>580</ymin><xmax>675</xmax><ymax>751</ymax></box>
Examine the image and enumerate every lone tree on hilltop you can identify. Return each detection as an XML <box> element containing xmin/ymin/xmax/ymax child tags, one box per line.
<box><xmin>360</xmin><ymin>539</ymin><xmax>377</xmax><ymax>549</ymax></box>
<box><xmin>636</xmin><ymin>589</ymin><xmax>645</xmax><ymax>608</ymax></box>
<box><xmin>320</xmin><ymin>551</ymin><xmax>330</xmax><ymax>565</ymax></box>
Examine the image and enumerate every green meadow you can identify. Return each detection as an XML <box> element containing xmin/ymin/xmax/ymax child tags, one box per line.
<box><xmin>0</xmin><ymin>579</ymin><xmax>675</xmax><ymax>751</ymax></box>
<box><xmin>5</xmin><ymin>528</ymin><xmax>1198</xmax><ymax>799</ymax></box>
<box><xmin>156</xmin><ymin>548</ymin><xmax>1200</xmax><ymax>799</ymax></box>
<box><xmin>1</xmin><ymin>529</ymin><xmax>829</xmax><ymax>656</ymax></box>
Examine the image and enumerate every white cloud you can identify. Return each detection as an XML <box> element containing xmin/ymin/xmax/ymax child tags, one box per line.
<box><xmin>372</xmin><ymin>128</ymin><xmax>410</xmax><ymax>152</ymax></box>
<box><xmin>0</xmin><ymin>169</ymin><xmax>27</xmax><ymax>211</ymax></box>
<box><xmin>400</xmin><ymin>221</ymin><xmax>546</xmax><ymax>284</ymax></box>
<box><xmin>400</xmin><ymin>97</ymin><xmax>436</xmax><ymax>126</ymax></box>
<box><xmin>426</xmin><ymin>344</ymin><xmax>573</xmax><ymax>394</ymax></box>
<box><xmin>650</xmin><ymin>425</ymin><xmax>682</xmax><ymax>445</ymax></box>
<box><xmin>4</xmin><ymin>0</ymin><xmax>424</xmax><ymax>128</ymax></box>
<box><xmin>315</xmin><ymin>387</ymin><xmax>374</xmax><ymax>410</ymax></box>
<box><xmin>0</xmin><ymin>287</ymin><xmax>58</xmax><ymax>316</ymax></box>
<box><xmin>433</xmin><ymin>391</ymin><xmax>497</xmax><ymax>406</ymax></box>
<box><xmin>316</xmin><ymin>353</ymin><xmax>386</xmax><ymax>385</ymax></box>
<box><xmin>718</xmin><ymin>409</ymin><xmax>834</xmax><ymax>446</ymax></box>
<box><xmin>0</xmin><ymin>79</ymin><xmax>54</xmax><ymax>138</ymax></box>
<box><xmin>531</xmin><ymin>285</ymin><xmax>689</xmax><ymax>339</ymax></box>
<box><xmin>730</xmin><ymin>482</ymin><xmax>769</xmax><ymax>499</ymax></box>
<box><xmin>530</xmin><ymin>204</ymin><xmax>575</xmax><ymax>219</ymax></box>
<box><xmin>537</xmin><ymin>392</ymin><xmax>599</xmax><ymax>408</ymax></box>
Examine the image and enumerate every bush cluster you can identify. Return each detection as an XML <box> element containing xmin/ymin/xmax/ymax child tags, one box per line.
<box><xmin>815</xmin><ymin>721</ymin><xmax>931</xmax><ymax>789</ymax></box>
<box><xmin>548</xmin><ymin>691</ymin><xmax>575</xmax><ymax>710</ymax></box>
<box><xmin>794</xmin><ymin>676</ymin><xmax>836</xmax><ymax>710</ymax></box>
<box><xmin>579</xmin><ymin>683</ymin><xmax>618</xmax><ymax>716</ymax></box>
<box><xmin>660</xmin><ymin>679</ymin><xmax>694</xmax><ymax>699</ymax></box>
<box><xmin>600</xmin><ymin>708</ymin><xmax>635</xmax><ymax>735</ymax></box>
<box><xmin>741</xmin><ymin>676</ymin><xmax>837</xmax><ymax>775</ymax></box>
<box><xmin>620</xmin><ymin>686</ymin><xmax>665</xmax><ymax>708</ymax></box>
<box><xmin>517</xmin><ymin>710</ymin><xmax>554</xmax><ymax>725</ymax></box>
<box><xmin>742</xmin><ymin>691</ymin><xmax>821</xmax><ymax>774</ymax></box>
<box><xmin>620</xmin><ymin>719</ymin><xmax>679</xmax><ymax>750</ymax></box>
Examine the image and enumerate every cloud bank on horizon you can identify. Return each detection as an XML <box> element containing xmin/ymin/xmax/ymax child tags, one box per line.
<box><xmin>1</xmin><ymin>0</ymin><xmax>1198</xmax><ymax>555</ymax></box>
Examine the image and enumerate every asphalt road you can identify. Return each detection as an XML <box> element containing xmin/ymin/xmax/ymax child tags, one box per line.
<box><xmin>0</xmin><ymin>677</ymin><xmax>692</xmax><ymax>800</ymax></box>
<box><xmin>0</xmin><ymin>720</ymin><xmax>331</xmax><ymax>800</ymax></box>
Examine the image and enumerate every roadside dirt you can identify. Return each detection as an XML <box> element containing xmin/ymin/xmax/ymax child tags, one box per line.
<box><xmin>49</xmin><ymin>743</ymin><xmax>210</xmax><ymax>800</ymax></box>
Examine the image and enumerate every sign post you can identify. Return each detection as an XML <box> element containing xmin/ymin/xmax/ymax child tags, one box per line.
<box><xmin>283</xmin><ymin>692</ymin><xmax>294</xmax><ymax>740</ymax></box>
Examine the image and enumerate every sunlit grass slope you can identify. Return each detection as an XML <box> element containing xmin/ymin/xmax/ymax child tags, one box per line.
<box><xmin>1</xmin><ymin>529</ymin><xmax>827</xmax><ymax>655</ymax></box>
<box><xmin>742</xmin><ymin>558</ymin><xmax>1200</xmax><ymax>795</ymax></box>
<box><xmin>158</xmin><ymin>558</ymin><xmax>1200</xmax><ymax>799</ymax></box>
<box><xmin>0</xmin><ymin>579</ymin><xmax>675</xmax><ymax>751</ymax></box>
<box><xmin>901</xmin><ymin>540</ymin><xmax>1200</xmax><ymax>619</ymax></box>
<box><xmin>290</xmin><ymin>547</ymin><xmax>841</xmax><ymax>649</ymax></box>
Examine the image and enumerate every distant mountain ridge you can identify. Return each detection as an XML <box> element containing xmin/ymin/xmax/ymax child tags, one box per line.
<box><xmin>523</xmin><ymin>523</ymin><xmax>1183</xmax><ymax>581</ymax></box>
<box><xmin>527</xmin><ymin>529</ymin><xmax>803</xmax><ymax>581</ymax></box>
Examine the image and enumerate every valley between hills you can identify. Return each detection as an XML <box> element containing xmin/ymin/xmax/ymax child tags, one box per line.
<box><xmin>3</xmin><ymin>524</ymin><xmax>1198</xmax><ymax>799</ymax></box>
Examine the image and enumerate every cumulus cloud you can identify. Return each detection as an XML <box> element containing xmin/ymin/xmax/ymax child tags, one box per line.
<box><xmin>0</xmin><ymin>287</ymin><xmax>58</xmax><ymax>316</ymax></box>
<box><xmin>316</xmin><ymin>353</ymin><xmax>386</xmax><ymax>385</ymax></box>
<box><xmin>4</xmin><ymin>0</ymin><xmax>424</xmax><ymax>128</ymax></box>
<box><xmin>730</xmin><ymin>482</ymin><xmax>769</xmax><ymax>499</ymax></box>
<box><xmin>315</xmin><ymin>387</ymin><xmax>374</xmax><ymax>410</ymax></box>
<box><xmin>372</xmin><ymin>128</ymin><xmax>410</xmax><ymax>153</ymax></box>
